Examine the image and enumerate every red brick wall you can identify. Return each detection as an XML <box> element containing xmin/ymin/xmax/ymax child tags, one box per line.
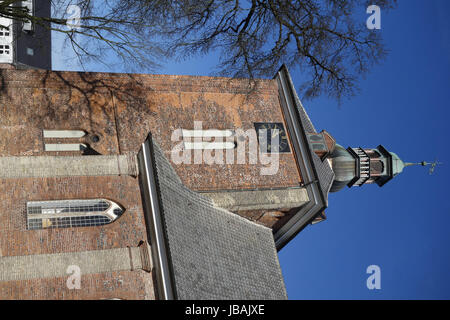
<box><xmin>0</xmin><ymin>270</ymin><xmax>155</xmax><ymax>300</ymax></box>
<box><xmin>0</xmin><ymin>69</ymin><xmax>302</xmax><ymax>190</ymax></box>
<box><xmin>0</xmin><ymin>69</ymin><xmax>305</xmax><ymax>299</ymax></box>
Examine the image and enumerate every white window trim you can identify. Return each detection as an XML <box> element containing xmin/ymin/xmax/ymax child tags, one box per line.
<box><xmin>183</xmin><ymin>141</ymin><xmax>236</xmax><ymax>150</ymax></box>
<box><xmin>181</xmin><ymin>129</ymin><xmax>236</xmax><ymax>150</ymax></box>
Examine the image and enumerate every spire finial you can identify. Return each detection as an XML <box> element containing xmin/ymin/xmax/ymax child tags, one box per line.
<box><xmin>404</xmin><ymin>159</ymin><xmax>443</xmax><ymax>175</ymax></box>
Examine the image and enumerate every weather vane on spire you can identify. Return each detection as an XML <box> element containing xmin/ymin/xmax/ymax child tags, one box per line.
<box><xmin>404</xmin><ymin>159</ymin><xmax>443</xmax><ymax>175</ymax></box>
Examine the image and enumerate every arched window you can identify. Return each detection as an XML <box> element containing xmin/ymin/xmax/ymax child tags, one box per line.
<box><xmin>27</xmin><ymin>199</ymin><xmax>124</xmax><ymax>230</ymax></box>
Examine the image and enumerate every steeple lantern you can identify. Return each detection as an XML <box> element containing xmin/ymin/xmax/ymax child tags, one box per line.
<box><xmin>329</xmin><ymin>143</ymin><xmax>415</xmax><ymax>192</ymax></box>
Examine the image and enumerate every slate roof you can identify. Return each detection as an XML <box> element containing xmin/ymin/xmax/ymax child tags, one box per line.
<box><xmin>147</xmin><ymin>137</ymin><xmax>287</xmax><ymax>300</ymax></box>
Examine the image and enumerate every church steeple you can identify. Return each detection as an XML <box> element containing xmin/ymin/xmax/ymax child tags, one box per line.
<box><xmin>328</xmin><ymin>144</ymin><xmax>413</xmax><ymax>192</ymax></box>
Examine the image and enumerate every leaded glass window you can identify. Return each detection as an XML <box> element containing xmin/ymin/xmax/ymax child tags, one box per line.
<box><xmin>27</xmin><ymin>199</ymin><xmax>124</xmax><ymax>230</ymax></box>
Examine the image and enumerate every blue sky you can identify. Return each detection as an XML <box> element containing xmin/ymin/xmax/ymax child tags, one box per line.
<box><xmin>278</xmin><ymin>0</ymin><xmax>450</xmax><ymax>299</ymax></box>
<box><xmin>53</xmin><ymin>0</ymin><xmax>450</xmax><ymax>299</ymax></box>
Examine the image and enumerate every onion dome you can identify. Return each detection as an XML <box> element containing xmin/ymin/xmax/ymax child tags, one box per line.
<box><xmin>329</xmin><ymin>144</ymin><xmax>356</xmax><ymax>193</ymax></box>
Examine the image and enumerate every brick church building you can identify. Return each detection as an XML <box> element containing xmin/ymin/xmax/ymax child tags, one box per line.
<box><xmin>0</xmin><ymin>1</ymin><xmax>411</xmax><ymax>300</ymax></box>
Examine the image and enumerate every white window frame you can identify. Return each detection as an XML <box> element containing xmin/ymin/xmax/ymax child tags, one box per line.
<box><xmin>0</xmin><ymin>16</ymin><xmax>13</xmax><ymax>63</ymax></box>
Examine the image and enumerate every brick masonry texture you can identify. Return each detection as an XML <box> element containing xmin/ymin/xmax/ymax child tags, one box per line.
<box><xmin>0</xmin><ymin>68</ymin><xmax>304</xmax><ymax>299</ymax></box>
<box><xmin>0</xmin><ymin>69</ymin><xmax>305</xmax><ymax>229</ymax></box>
<box><xmin>0</xmin><ymin>69</ymin><xmax>302</xmax><ymax>190</ymax></box>
<box><xmin>0</xmin><ymin>176</ymin><xmax>145</xmax><ymax>257</ymax></box>
<box><xmin>0</xmin><ymin>174</ymin><xmax>155</xmax><ymax>299</ymax></box>
<box><xmin>0</xmin><ymin>270</ymin><xmax>155</xmax><ymax>300</ymax></box>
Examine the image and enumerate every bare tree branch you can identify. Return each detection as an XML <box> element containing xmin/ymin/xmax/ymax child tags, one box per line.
<box><xmin>0</xmin><ymin>0</ymin><xmax>397</xmax><ymax>102</ymax></box>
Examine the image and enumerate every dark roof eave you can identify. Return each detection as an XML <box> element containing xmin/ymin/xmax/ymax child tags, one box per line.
<box><xmin>273</xmin><ymin>65</ymin><xmax>327</xmax><ymax>250</ymax></box>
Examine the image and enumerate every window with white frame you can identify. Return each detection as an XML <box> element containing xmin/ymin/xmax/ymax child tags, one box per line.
<box><xmin>0</xmin><ymin>28</ymin><xmax>10</xmax><ymax>37</ymax></box>
<box><xmin>0</xmin><ymin>45</ymin><xmax>11</xmax><ymax>55</ymax></box>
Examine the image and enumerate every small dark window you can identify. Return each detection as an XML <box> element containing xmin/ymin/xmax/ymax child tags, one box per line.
<box><xmin>370</xmin><ymin>160</ymin><xmax>384</xmax><ymax>174</ymax></box>
<box><xmin>0</xmin><ymin>45</ymin><xmax>10</xmax><ymax>55</ymax></box>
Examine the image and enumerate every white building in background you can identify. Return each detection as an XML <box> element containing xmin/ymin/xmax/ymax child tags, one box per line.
<box><xmin>0</xmin><ymin>0</ymin><xmax>51</xmax><ymax>70</ymax></box>
<box><xmin>0</xmin><ymin>16</ymin><xmax>13</xmax><ymax>64</ymax></box>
